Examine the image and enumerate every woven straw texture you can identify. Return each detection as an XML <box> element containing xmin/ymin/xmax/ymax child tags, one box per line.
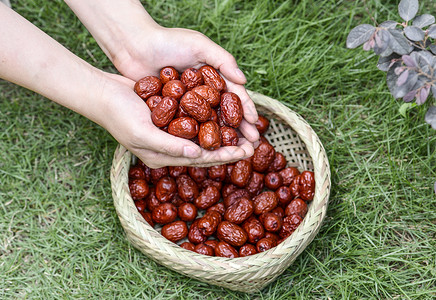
<box><xmin>110</xmin><ymin>90</ymin><xmax>331</xmax><ymax>293</ymax></box>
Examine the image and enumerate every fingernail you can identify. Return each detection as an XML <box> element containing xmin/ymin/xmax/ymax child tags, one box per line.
<box><xmin>183</xmin><ymin>145</ymin><xmax>201</xmax><ymax>158</ymax></box>
<box><xmin>235</xmin><ymin>68</ymin><xmax>246</xmax><ymax>82</ymax></box>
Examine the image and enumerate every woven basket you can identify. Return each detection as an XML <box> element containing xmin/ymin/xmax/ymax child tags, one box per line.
<box><xmin>110</xmin><ymin>90</ymin><xmax>331</xmax><ymax>293</ymax></box>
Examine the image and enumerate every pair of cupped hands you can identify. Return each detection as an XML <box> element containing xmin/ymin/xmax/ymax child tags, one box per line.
<box><xmin>104</xmin><ymin>26</ymin><xmax>259</xmax><ymax>169</ymax></box>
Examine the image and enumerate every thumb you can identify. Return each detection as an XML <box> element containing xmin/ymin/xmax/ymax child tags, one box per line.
<box><xmin>200</xmin><ymin>38</ymin><xmax>247</xmax><ymax>85</ymax></box>
<box><xmin>145</xmin><ymin>127</ymin><xmax>202</xmax><ymax>158</ymax></box>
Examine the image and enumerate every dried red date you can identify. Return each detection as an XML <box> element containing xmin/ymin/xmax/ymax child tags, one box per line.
<box><xmin>207</xmin><ymin>202</ymin><xmax>226</xmax><ymax>216</ymax></box>
<box><xmin>253</xmin><ymin>191</ymin><xmax>278</xmax><ymax>215</ymax></box>
<box><xmin>151</xmin><ymin>203</ymin><xmax>177</xmax><ymax>225</ymax></box>
<box><xmin>279</xmin><ymin>214</ymin><xmax>303</xmax><ymax>239</ymax></box>
<box><xmin>192</xmin><ymin>85</ymin><xmax>220</xmax><ymax>107</ymax></box>
<box><xmin>279</xmin><ymin>167</ymin><xmax>300</xmax><ymax>186</ymax></box>
<box><xmin>246</xmin><ymin>172</ymin><xmax>265</xmax><ymax>197</ymax></box>
<box><xmin>223</xmin><ymin>189</ymin><xmax>250</xmax><ymax>208</ymax></box>
<box><xmin>194</xmin><ymin>243</ymin><xmax>214</xmax><ymax>256</ymax></box>
<box><xmin>180</xmin><ymin>91</ymin><xmax>211</xmax><ymax>122</ymax></box>
<box><xmin>134</xmin><ymin>76</ymin><xmax>162</xmax><ymax>100</ymax></box>
<box><xmin>239</xmin><ymin>244</ymin><xmax>258</xmax><ymax>257</ymax></box>
<box><xmin>176</xmin><ymin>174</ymin><xmax>199</xmax><ymax>202</ymax></box>
<box><xmin>199</xmin><ymin>179</ymin><xmax>222</xmax><ymax>191</ymax></box>
<box><xmin>188</xmin><ymin>167</ymin><xmax>207</xmax><ymax>183</ymax></box>
<box><xmin>285</xmin><ymin>198</ymin><xmax>308</xmax><ymax>218</ymax></box>
<box><xmin>155</xmin><ymin>176</ymin><xmax>177</xmax><ymax>202</ymax></box>
<box><xmin>162</xmin><ymin>80</ymin><xmax>186</xmax><ymax>100</ymax></box>
<box><xmin>217</xmin><ymin>221</ymin><xmax>247</xmax><ymax>247</ymax></box>
<box><xmin>198</xmin><ymin>121</ymin><xmax>222</xmax><ymax>150</ymax></box>
<box><xmin>145</xmin><ymin>188</ymin><xmax>160</xmax><ymax>212</ymax></box>
<box><xmin>224</xmin><ymin>197</ymin><xmax>254</xmax><ymax>224</ymax></box>
<box><xmin>188</xmin><ymin>219</ymin><xmax>207</xmax><ymax>244</ymax></box>
<box><xmin>207</xmin><ymin>165</ymin><xmax>226</xmax><ymax>182</ymax></box>
<box><xmin>168</xmin><ymin>166</ymin><xmax>187</xmax><ymax>178</ymax></box>
<box><xmin>161</xmin><ymin>220</ymin><xmax>188</xmax><ymax>242</ymax></box>
<box><xmin>221</xmin><ymin>184</ymin><xmax>238</xmax><ymax>199</ymax></box>
<box><xmin>220</xmin><ymin>92</ymin><xmax>243</xmax><ymax>128</ymax></box>
<box><xmin>242</xmin><ymin>216</ymin><xmax>265</xmax><ymax>244</ymax></box>
<box><xmin>275</xmin><ymin>186</ymin><xmax>292</xmax><ymax>207</ymax></box>
<box><xmin>300</xmin><ymin>171</ymin><xmax>315</xmax><ymax>201</ymax></box>
<box><xmin>140</xmin><ymin>211</ymin><xmax>154</xmax><ymax>227</ymax></box>
<box><xmin>199</xmin><ymin>65</ymin><xmax>226</xmax><ymax>93</ymax></box>
<box><xmin>160</xmin><ymin>66</ymin><xmax>179</xmax><ymax>84</ymax></box>
<box><xmin>215</xmin><ymin>241</ymin><xmax>239</xmax><ymax>258</ymax></box>
<box><xmin>198</xmin><ymin>211</ymin><xmax>222</xmax><ymax>236</ymax></box>
<box><xmin>129</xmin><ymin>179</ymin><xmax>150</xmax><ymax>200</ymax></box>
<box><xmin>260</xmin><ymin>212</ymin><xmax>282</xmax><ymax>233</ymax></box>
<box><xmin>150</xmin><ymin>167</ymin><xmax>169</xmax><ymax>184</ymax></box>
<box><xmin>145</xmin><ymin>95</ymin><xmax>162</xmax><ymax>112</ymax></box>
<box><xmin>168</xmin><ymin>117</ymin><xmax>199</xmax><ymax>139</ymax></box>
<box><xmin>264</xmin><ymin>172</ymin><xmax>283</xmax><ymax>190</ymax></box>
<box><xmin>180</xmin><ymin>242</ymin><xmax>195</xmax><ymax>251</ymax></box>
<box><xmin>181</xmin><ymin>68</ymin><xmax>203</xmax><ymax>90</ymax></box>
<box><xmin>178</xmin><ymin>202</ymin><xmax>197</xmax><ymax>222</ymax></box>
<box><xmin>267</xmin><ymin>152</ymin><xmax>287</xmax><ymax>172</ymax></box>
<box><xmin>220</xmin><ymin>126</ymin><xmax>239</xmax><ymax>146</ymax></box>
<box><xmin>194</xmin><ymin>186</ymin><xmax>220</xmax><ymax>210</ymax></box>
<box><xmin>231</xmin><ymin>160</ymin><xmax>253</xmax><ymax>188</ymax></box>
<box><xmin>251</xmin><ymin>142</ymin><xmax>275</xmax><ymax>173</ymax></box>
<box><xmin>134</xmin><ymin>199</ymin><xmax>147</xmax><ymax>213</ymax></box>
<box><xmin>256</xmin><ymin>237</ymin><xmax>276</xmax><ymax>253</ymax></box>
<box><xmin>255</xmin><ymin>114</ymin><xmax>270</xmax><ymax>135</ymax></box>
<box><xmin>151</xmin><ymin>96</ymin><xmax>178</xmax><ymax>127</ymax></box>
<box><xmin>129</xmin><ymin>165</ymin><xmax>146</xmax><ymax>180</ymax></box>
<box><xmin>204</xmin><ymin>239</ymin><xmax>219</xmax><ymax>249</ymax></box>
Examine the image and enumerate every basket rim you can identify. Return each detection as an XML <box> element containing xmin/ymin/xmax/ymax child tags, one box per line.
<box><xmin>110</xmin><ymin>89</ymin><xmax>331</xmax><ymax>290</ymax></box>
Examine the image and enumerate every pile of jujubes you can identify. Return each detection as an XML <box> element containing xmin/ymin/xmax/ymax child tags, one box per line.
<box><xmin>134</xmin><ymin>65</ymin><xmax>243</xmax><ymax>150</ymax></box>
<box><xmin>129</xmin><ymin>83</ymin><xmax>316</xmax><ymax>257</ymax></box>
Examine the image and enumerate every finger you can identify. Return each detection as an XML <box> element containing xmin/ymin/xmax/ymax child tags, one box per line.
<box><xmin>225</xmin><ymin>80</ymin><xmax>259</xmax><ymax>124</ymax></box>
<box><xmin>198</xmin><ymin>37</ymin><xmax>247</xmax><ymax>85</ymax></box>
<box><xmin>143</xmin><ymin>127</ymin><xmax>202</xmax><ymax>158</ymax></box>
<box><xmin>238</xmin><ymin>119</ymin><xmax>260</xmax><ymax>143</ymax></box>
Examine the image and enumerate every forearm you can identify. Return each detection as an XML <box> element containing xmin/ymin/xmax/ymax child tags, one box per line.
<box><xmin>63</xmin><ymin>0</ymin><xmax>159</xmax><ymax>66</ymax></box>
<box><xmin>0</xmin><ymin>4</ymin><xmax>111</xmax><ymax>126</ymax></box>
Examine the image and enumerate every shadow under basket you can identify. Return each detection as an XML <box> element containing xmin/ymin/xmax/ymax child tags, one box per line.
<box><xmin>110</xmin><ymin>90</ymin><xmax>331</xmax><ymax>293</ymax></box>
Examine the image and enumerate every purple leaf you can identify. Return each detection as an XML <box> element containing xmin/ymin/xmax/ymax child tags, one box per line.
<box><xmin>402</xmin><ymin>55</ymin><xmax>417</xmax><ymax>67</ymax></box>
<box><xmin>395</xmin><ymin>67</ymin><xmax>405</xmax><ymax>75</ymax></box>
<box><xmin>398</xmin><ymin>0</ymin><xmax>419</xmax><ymax>22</ymax></box>
<box><xmin>346</xmin><ymin>24</ymin><xmax>376</xmax><ymax>49</ymax></box>
<box><xmin>424</xmin><ymin>106</ymin><xmax>436</xmax><ymax>129</ymax></box>
<box><xmin>404</xmin><ymin>26</ymin><xmax>425</xmax><ymax>41</ymax></box>
<box><xmin>397</xmin><ymin>69</ymin><xmax>409</xmax><ymax>86</ymax></box>
<box><xmin>417</xmin><ymin>86</ymin><xmax>430</xmax><ymax>104</ymax></box>
<box><xmin>403</xmin><ymin>90</ymin><xmax>417</xmax><ymax>102</ymax></box>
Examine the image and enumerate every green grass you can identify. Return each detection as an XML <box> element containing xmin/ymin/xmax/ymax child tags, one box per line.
<box><xmin>1</xmin><ymin>0</ymin><xmax>435</xmax><ymax>298</ymax></box>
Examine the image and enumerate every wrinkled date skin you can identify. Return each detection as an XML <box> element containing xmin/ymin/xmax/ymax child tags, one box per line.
<box><xmin>289</xmin><ymin>175</ymin><xmax>301</xmax><ymax>199</ymax></box>
<box><xmin>209</xmin><ymin>109</ymin><xmax>219</xmax><ymax>123</ymax></box>
<box><xmin>231</xmin><ymin>160</ymin><xmax>253</xmax><ymax>188</ymax></box>
<box><xmin>239</xmin><ymin>244</ymin><xmax>258</xmax><ymax>257</ymax></box>
<box><xmin>200</xmin><ymin>179</ymin><xmax>223</xmax><ymax>191</ymax></box>
<box><xmin>204</xmin><ymin>239</ymin><xmax>219</xmax><ymax>249</ymax></box>
<box><xmin>207</xmin><ymin>202</ymin><xmax>226</xmax><ymax>216</ymax></box>
<box><xmin>192</xmin><ymin>85</ymin><xmax>220</xmax><ymax>107</ymax></box>
<box><xmin>224</xmin><ymin>197</ymin><xmax>254</xmax><ymax>224</ymax></box>
<box><xmin>159</xmin><ymin>66</ymin><xmax>179</xmax><ymax>84</ymax></box>
<box><xmin>252</xmin><ymin>142</ymin><xmax>276</xmax><ymax>173</ymax></box>
<box><xmin>180</xmin><ymin>91</ymin><xmax>211</xmax><ymax>123</ymax></box>
<box><xmin>279</xmin><ymin>214</ymin><xmax>303</xmax><ymax>239</ymax></box>
<box><xmin>299</xmin><ymin>171</ymin><xmax>315</xmax><ymax>201</ymax></box>
<box><xmin>198</xmin><ymin>121</ymin><xmax>222</xmax><ymax>150</ymax></box>
<box><xmin>217</xmin><ymin>221</ymin><xmax>248</xmax><ymax>247</ymax></box>
<box><xmin>256</xmin><ymin>237</ymin><xmax>276</xmax><ymax>253</ymax></box>
<box><xmin>264</xmin><ymin>232</ymin><xmax>280</xmax><ymax>245</ymax></box>
<box><xmin>194</xmin><ymin>243</ymin><xmax>214</xmax><ymax>256</ymax></box>
<box><xmin>188</xmin><ymin>219</ymin><xmax>207</xmax><ymax>244</ymax></box>
<box><xmin>134</xmin><ymin>199</ymin><xmax>147</xmax><ymax>213</ymax></box>
<box><xmin>155</xmin><ymin>176</ymin><xmax>177</xmax><ymax>203</ymax></box>
<box><xmin>264</xmin><ymin>172</ymin><xmax>283</xmax><ymax>190</ymax></box>
<box><xmin>220</xmin><ymin>92</ymin><xmax>243</xmax><ymax>128</ymax></box>
<box><xmin>246</xmin><ymin>172</ymin><xmax>265</xmax><ymax>197</ymax></box>
<box><xmin>275</xmin><ymin>186</ymin><xmax>292</xmax><ymax>207</ymax></box>
<box><xmin>221</xmin><ymin>183</ymin><xmax>238</xmax><ymax>199</ymax></box>
<box><xmin>285</xmin><ymin>198</ymin><xmax>308</xmax><ymax>218</ymax></box>
<box><xmin>162</xmin><ymin>80</ymin><xmax>186</xmax><ymax>100</ymax></box>
<box><xmin>129</xmin><ymin>179</ymin><xmax>150</xmax><ymax>200</ymax></box>
<box><xmin>242</xmin><ymin>216</ymin><xmax>265</xmax><ymax>244</ymax></box>
<box><xmin>178</xmin><ymin>202</ymin><xmax>198</xmax><ymax>222</ymax></box>
<box><xmin>145</xmin><ymin>188</ymin><xmax>160</xmax><ymax>212</ymax></box>
<box><xmin>255</xmin><ymin>114</ymin><xmax>270</xmax><ymax>135</ymax></box>
<box><xmin>279</xmin><ymin>167</ymin><xmax>300</xmax><ymax>186</ymax></box>
<box><xmin>161</xmin><ymin>220</ymin><xmax>188</xmax><ymax>242</ymax></box>
<box><xmin>151</xmin><ymin>96</ymin><xmax>178</xmax><ymax>127</ymax></box>
<box><xmin>271</xmin><ymin>207</ymin><xmax>285</xmax><ymax>219</ymax></box>
<box><xmin>194</xmin><ymin>186</ymin><xmax>221</xmax><ymax>210</ymax></box>
<box><xmin>176</xmin><ymin>174</ymin><xmax>199</xmax><ymax>202</ymax></box>
<box><xmin>215</xmin><ymin>241</ymin><xmax>239</xmax><ymax>258</ymax></box>
<box><xmin>168</xmin><ymin>117</ymin><xmax>199</xmax><ymax>139</ymax></box>
<box><xmin>253</xmin><ymin>191</ymin><xmax>278</xmax><ymax>215</ymax></box>
<box><xmin>146</xmin><ymin>95</ymin><xmax>162</xmax><ymax>112</ymax></box>
<box><xmin>134</xmin><ymin>76</ymin><xmax>162</xmax><ymax>100</ymax></box>
<box><xmin>261</xmin><ymin>212</ymin><xmax>283</xmax><ymax>233</ymax></box>
<box><xmin>180</xmin><ymin>242</ymin><xmax>195</xmax><ymax>251</ymax></box>
<box><xmin>140</xmin><ymin>211</ymin><xmax>154</xmax><ymax>227</ymax></box>
<box><xmin>207</xmin><ymin>165</ymin><xmax>226</xmax><ymax>182</ymax></box>
<box><xmin>220</xmin><ymin>126</ymin><xmax>239</xmax><ymax>146</ymax></box>
<box><xmin>181</xmin><ymin>68</ymin><xmax>204</xmax><ymax>90</ymax></box>
<box><xmin>168</xmin><ymin>166</ymin><xmax>187</xmax><ymax>178</ymax></box>
<box><xmin>223</xmin><ymin>188</ymin><xmax>250</xmax><ymax>208</ymax></box>
<box><xmin>199</xmin><ymin>65</ymin><xmax>226</xmax><ymax>93</ymax></box>
<box><xmin>197</xmin><ymin>211</ymin><xmax>222</xmax><ymax>236</ymax></box>
<box><xmin>188</xmin><ymin>167</ymin><xmax>207</xmax><ymax>183</ymax></box>
<box><xmin>267</xmin><ymin>152</ymin><xmax>287</xmax><ymax>173</ymax></box>
<box><xmin>151</xmin><ymin>203</ymin><xmax>178</xmax><ymax>225</ymax></box>
<box><xmin>150</xmin><ymin>167</ymin><xmax>169</xmax><ymax>184</ymax></box>
<box><xmin>129</xmin><ymin>166</ymin><xmax>146</xmax><ymax>180</ymax></box>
